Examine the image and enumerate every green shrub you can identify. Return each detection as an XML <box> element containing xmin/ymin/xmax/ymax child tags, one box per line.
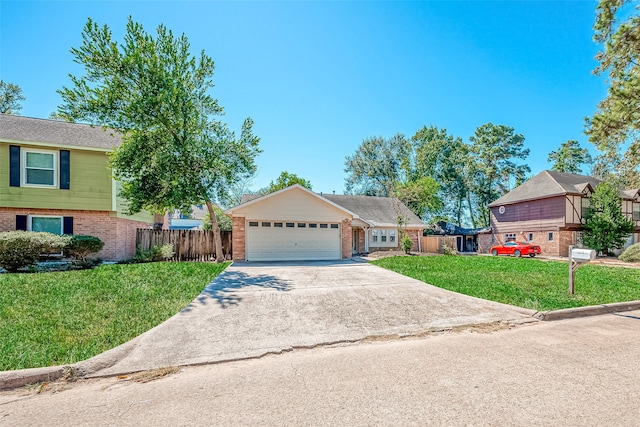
<box><xmin>0</xmin><ymin>231</ymin><xmax>71</xmax><ymax>273</ymax></box>
<box><xmin>401</xmin><ymin>234</ymin><xmax>413</xmax><ymax>254</ymax></box>
<box><xmin>65</xmin><ymin>235</ymin><xmax>105</xmax><ymax>261</ymax></box>
<box><xmin>131</xmin><ymin>244</ymin><xmax>175</xmax><ymax>263</ymax></box>
<box><xmin>619</xmin><ymin>243</ymin><xmax>640</xmax><ymax>262</ymax></box>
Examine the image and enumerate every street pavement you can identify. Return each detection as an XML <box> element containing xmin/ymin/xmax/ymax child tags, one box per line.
<box><xmin>2</xmin><ymin>310</ymin><xmax>639</xmax><ymax>426</ymax></box>
<box><xmin>84</xmin><ymin>260</ymin><xmax>535</xmax><ymax>376</ymax></box>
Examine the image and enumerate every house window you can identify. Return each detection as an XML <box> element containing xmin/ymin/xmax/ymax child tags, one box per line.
<box><xmin>286</xmin><ymin>222</ymin><xmax>295</xmax><ymax>228</ymax></box>
<box><xmin>390</xmin><ymin>230</ymin><xmax>396</xmax><ymax>243</ymax></box>
<box><xmin>29</xmin><ymin>215</ymin><xmax>63</xmax><ymax>235</ymax></box>
<box><xmin>505</xmin><ymin>233</ymin><xmax>516</xmax><ymax>242</ymax></box>
<box><xmin>261</xmin><ymin>222</ymin><xmax>271</xmax><ymax>227</ymax></box>
<box><xmin>309</xmin><ymin>223</ymin><xmax>317</xmax><ymax>228</ymax></box>
<box><xmin>320</xmin><ymin>224</ymin><xmax>328</xmax><ymax>229</ymax></box>
<box><xmin>372</xmin><ymin>229</ymin><xmax>378</xmax><ymax>243</ymax></box>
<box><xmin>527</xmin><ymin>233</ymin><xmax>534</xmax><ymax>242</ymax></box>
<box><xmin>381</xmin><ymin>230</ymin><xmax>387</xmax><ymax>242</ymax></box>
<box><xmin>298</xmin><ymin>223</ymin><xmax>306</xmax><ymax>228</ymax></box>
<box><xmin>581</xmin><ymin>197</ymin><xmax>591</xmax><ymax>220</ymax></box>
<box><xmin>634</xmin><ymin>203</ymin><xmax>640</xmax><ymax>221</ymax></box>
<box><xmin>330</xmin><ymin>224</ymin><xmax>339</xmax><ymax>229</ymax></box>
<box><xmin>249</xmin><ymin>221</ymin><xmax>258</xmax><ymax>227</ymax></box>
<box><xmin>274</xmin><ymin>222</ymin><xmax>283</xmax><ymax>228</ymax></box>
<box><xmin>548</xmin><ymin>232</ymin><xmax>554</xmax><ymax>242</ymax></box>
<box><xmin>23</xmin><ymin>149</ymin><xmax>57</xmax><ymax>187</ymax></box>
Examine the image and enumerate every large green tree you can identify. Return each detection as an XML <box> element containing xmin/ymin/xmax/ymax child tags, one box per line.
<box><xmin>582</xmin><ymin>182</ymin><xmax>635</xmax><ymax>255</ymax></box>
<box><xmin>412</xmin><ymin>125</ymin><xmax>470</xmax><ymax>225</ymax></box>
<box><xmin>261</xmin><ymin>171</ymin><xmax>312</xmax><ymax>194</ymax></box>
<box><xmin>547</xmin><ymin>140</ymin><xmax>593</xmax><ymax>174</ymax></box>
<box><xmin>394</xmin><ymin>176</ymin><xmax>442</xmax><ymax>220</ymax></box>
<box><xmin>468</xmin><ymin>123</ymin><xmax>530</xmax><ymax>227</ymax></box>
<box><xmin>57</xmin><ymin>17</ymin><xmax>260</xmax><ymax>262</ymax></box>
<box><xmin>585</xmin><ymin>0</ymin><xmax>640</xmax><ymax>188</ymax></box>
<box><xmin>344</xmin><ymin>134</ymin><xmax>412</xmax><ymax>196</ymax></box>
<box><xmin>0</xmin><ymin>80</ymin><xmax>25</xmax><ymax>114</ymax></box>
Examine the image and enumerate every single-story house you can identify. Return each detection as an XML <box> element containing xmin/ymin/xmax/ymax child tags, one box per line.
<box><xmin>225</xmin><ymin>185</ymin><xmax>426</xmax><ymax>261</ymax></box>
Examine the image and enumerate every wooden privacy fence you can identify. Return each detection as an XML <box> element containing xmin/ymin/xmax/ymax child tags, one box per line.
<box><xmin>420</xmin><ymin>235</ymin><xmax>458</xmax><ymax>254</ymax></box>
<box><xmin>136</xmin><ymin>229</ymin><xmax>232</xmax><ymax>261</ymax></box>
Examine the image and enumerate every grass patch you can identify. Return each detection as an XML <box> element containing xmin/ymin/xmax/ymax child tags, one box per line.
<box><xmin>0</xmin><ymin>262</ymin><xmax>229</xmax><ymax>371</ymax></box>
<box><xmin>372</xmin><ymin>256</ymin><xmax>640</xmax><ymax>311</ymax></box>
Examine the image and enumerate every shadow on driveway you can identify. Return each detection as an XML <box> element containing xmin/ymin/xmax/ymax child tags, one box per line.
<box><xmin>181</xmin><ymin>270</ymin><xmax>293</xmax><ymax>311</ymax></box>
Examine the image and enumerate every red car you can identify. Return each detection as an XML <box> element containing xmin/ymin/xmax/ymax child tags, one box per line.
<box><xmin>490</xmin><ymin>241</ymin><xmax>541</xmax><ymax>257</ymax></box>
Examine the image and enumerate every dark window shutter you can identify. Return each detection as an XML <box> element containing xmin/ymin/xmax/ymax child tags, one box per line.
<box><xmin>60</xmin><ymin>150</ymin><xmax>70</xmax><ymax>189</ymax></box>
<box><xmin>9</xmin><ymin>145</ymin><xmax>20</xmax><ymax>187</ymax></box>
<box><xmin>16</xmin><ymin>215</ymin><xmax>27</xmax><ymax>231</ymax></box>
<box><xmin>63</xmin><ymin>217</ymin><xmax>74</xmax><ymax>235</ymax></box>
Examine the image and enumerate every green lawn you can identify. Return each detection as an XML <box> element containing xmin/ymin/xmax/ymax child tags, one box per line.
<box><xmin>372</xmin><ymin>255</ymin><xmax>640</xmax><ymax>312</ymax></box>
<box><xmin>0</xmin><ymin>262</ymin><xmax>229</xmax><ymax>371</ymax></box>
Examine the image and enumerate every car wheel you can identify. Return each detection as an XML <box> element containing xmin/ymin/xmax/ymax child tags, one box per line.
<box><xmin>529</xmin><ymin>253</ymin><xmax>535</xmax><ymax>258</ymax></box>
<box><xmin>514</xmin><ymin>249</ymin><xmax>521</xmax><ymax>257</ymax></box>
<box><xmin>491</xmin><ymin>249</ymin><xmax>498</xmax><ymax>256</ymax></box>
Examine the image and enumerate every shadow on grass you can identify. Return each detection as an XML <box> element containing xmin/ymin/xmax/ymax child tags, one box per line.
<box><xmin>181</xmin><ymin>270</ymin><xmax>293</xmax><ymax>311</ymax></box>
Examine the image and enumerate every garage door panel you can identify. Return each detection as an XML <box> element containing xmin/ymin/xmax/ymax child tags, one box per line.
<box><xmin>247</xmin><ymin>221</ymin><xmax>341</xmax><ymax>261</ymax></box>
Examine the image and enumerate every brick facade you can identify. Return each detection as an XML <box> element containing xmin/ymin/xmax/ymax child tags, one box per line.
<box><xmin>341</xmin><ymin>219</ymin><xmax>352</xmax><ymax>259</ymax></box>
<box><xmin>0</xmin><ymin>207</ymin><xmax>151</xmax><ymax>261</ymax></box>
<box><xmin>478</xmin><ymin>230</ymin><xmax>577</xmax><ymax>257</ymax></box>
<box><xmin>231</xmin><ymin>216</ymin><xmax>246</xmax><ymax>261</ymax></box>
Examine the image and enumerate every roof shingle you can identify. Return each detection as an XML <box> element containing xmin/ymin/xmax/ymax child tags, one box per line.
<box><xmin>0</xmin><ymin>114</ymin><xmax>121</xmax><ymax>150</ymax></box>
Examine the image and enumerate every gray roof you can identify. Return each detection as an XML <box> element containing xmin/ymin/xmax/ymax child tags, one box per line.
<box><xmin>622</xmin><ymin>189</ymin><xmax>640</xmax><ymax>200</ymax></box>
<box><xmin>236</xmin><ymin>189</ymin><xmax>425</xmax><ymax>228</ymax></box>
<box><xmin>323</xmin><ymin>193</ymin><xmax>425</xmax><ymax>228</ymax></box>
<box><xmin>489</xmin><ymin>170</ymin><xmax>602</xmax><ymax>207</ymax></box>
<box><xmin>0</xmin><ymin>114</ymin><xmax>121</xmax><ymax>150</ymax></box>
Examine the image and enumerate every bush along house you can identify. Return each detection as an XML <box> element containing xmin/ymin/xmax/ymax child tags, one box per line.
<box><xmin>478</xmin><ymin>170</ymin><xmax>640</xmax><ymax>257</ymax></box>
<box><xmin>0</xmin><ymin>114</ymin><xmax>155</xmax><ymax>261</ymax></box>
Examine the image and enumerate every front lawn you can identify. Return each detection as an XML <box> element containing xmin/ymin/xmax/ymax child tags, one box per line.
<box><xmin>372</xmin><ymin>256</ymin><xmax>640</xmax><ymax>311</ymax></box>
<box><xmin>0</xmin><ymin>262</ymin><xmax>229</xmax><ymax>371</ymax></box>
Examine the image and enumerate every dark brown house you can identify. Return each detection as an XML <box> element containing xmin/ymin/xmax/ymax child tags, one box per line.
<box><xmin>478</xmin><ymin>170</ymin><xmax>640</xmax><ymax>256</ymax></box>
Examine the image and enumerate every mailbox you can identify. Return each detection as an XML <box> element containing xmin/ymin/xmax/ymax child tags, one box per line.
<box><xmin>571</xmin><ymin>248</ymin><xmax>596</xmax><ymax>263</ymax></box>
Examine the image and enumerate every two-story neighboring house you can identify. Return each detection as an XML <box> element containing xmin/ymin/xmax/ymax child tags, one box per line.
<box><xmin>0</xmin><ymin>114</ymin><xmax>155</xmax><ymax>260</ymax></box>
<box><xmin>478</xmin><ymin>170</ymin><xmax>640</xmax><ymax>257</ymax></box>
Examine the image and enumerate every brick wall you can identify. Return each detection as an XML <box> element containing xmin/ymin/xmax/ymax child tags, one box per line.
<box><xmin>341</xmin><ymin>219</ymin><xmax>352</xmax><ymax>259</ymax></box>
<box><xmin>477</xmin><ymin>230</ymin><xmax>575</xmax><ymax>257</ymax></box>
<box><xmin>0</xmin><ymin>207</ymin><xmax>151</xmax><ymax>261</ymax></box>
<box><xmin>231</xmin><ymin>216</ymin><xmax>246</xmax><ymax>261</ymax></box>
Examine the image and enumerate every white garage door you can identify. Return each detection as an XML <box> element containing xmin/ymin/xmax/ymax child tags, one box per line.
<box><xmin>246</xmin><ymin>221</ymin><xmax>341</xmax><ymax>261</ymax></box>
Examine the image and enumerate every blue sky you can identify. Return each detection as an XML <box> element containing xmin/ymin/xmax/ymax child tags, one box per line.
<box><xmin>1</xmin><ymin>1</ymin><xmax>606</xmax><ymax>195</ymax></box>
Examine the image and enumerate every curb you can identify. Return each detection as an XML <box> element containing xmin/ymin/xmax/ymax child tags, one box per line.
<box><xmin>534</xmin><ymin>300</ymin><xmax>640</xmax><ymax>321</ymax></box>
<box><xmin>0</xmin><ymin>336</ymin><xmax>141</xmax><ymax>391</ymax></box>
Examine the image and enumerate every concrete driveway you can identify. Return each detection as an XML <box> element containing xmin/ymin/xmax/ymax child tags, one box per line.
<box><xmin>81</xmin><ymin>260</ymin><xmax>535</xmax><ymax>377</ymax></box>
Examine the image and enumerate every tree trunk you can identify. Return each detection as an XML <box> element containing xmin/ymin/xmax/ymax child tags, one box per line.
<box><xmin>205</xmin><ymin>200</ymin><xmax>225</xmax><ymax>263</ymax></box>
<box><xmin>466</xmin><ymin>192</ymin><xmax>477</xmax><ymax>228</ymax></box>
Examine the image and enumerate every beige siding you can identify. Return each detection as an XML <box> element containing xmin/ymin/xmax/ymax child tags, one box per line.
<box><xmin>233</xmin><ymin>187</ymin><xmax>350</xmax><ymax>222</ymax></box>
<box><xmin>565</xmin><ymin>195</ymin><xmax>582</xmax><ymax>225</ymax></box>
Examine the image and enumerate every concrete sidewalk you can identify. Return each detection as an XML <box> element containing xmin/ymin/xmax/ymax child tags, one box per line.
<box><xmin>1</xmin><ymin>261</ymin><xmax>538</xmax><ymax>388</ymax></box>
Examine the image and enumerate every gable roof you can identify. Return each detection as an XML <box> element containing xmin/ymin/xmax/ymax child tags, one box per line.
<box><xmin>320</xmin><ymin>194</ymin><xmax>425</xmax><ymax>228</ymax></box>
<box><xmin>488</xmin><ymin>170</ymin><xmax>602</xmax><ymax>207</ymax></box>
<box><xmin>622</xmin><ymin>188</ymin><xmax>640</xmax><ymax>201</ymax></box>
<box><xmin>228</xmin><ymin>186</ymin><xmax>425</xmax><ymax>228</ymax></box>
<box><xmin>225</xmin><ymin>184</ymin><xmax>360</xmax><ymax>219</ymax></box>
<box><xmin>0</xmin><ymin>114</ymin><xmax>121</xmax><ymax>151</ymax></box>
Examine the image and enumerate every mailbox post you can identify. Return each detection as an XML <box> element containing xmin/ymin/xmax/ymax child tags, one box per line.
<box><xmin>568</xmin><ymin>245</ymin><xmax>596</xmax><ymax>294</ymax></box>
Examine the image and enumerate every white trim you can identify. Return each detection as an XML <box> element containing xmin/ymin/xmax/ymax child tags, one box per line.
<box><xmin>28</xmin><ymin>215</ymin><xmax>64</xmax><ymax>234</ymax></box>
<box><xmin>21</xmin><ymin>148</ymin><xmax>58</xmax><ymax>188</ymax></box>
<box><xmin>111</xmin><ymin>178</ymin><xmax>118</xmax><ymax>212</ymax></box>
